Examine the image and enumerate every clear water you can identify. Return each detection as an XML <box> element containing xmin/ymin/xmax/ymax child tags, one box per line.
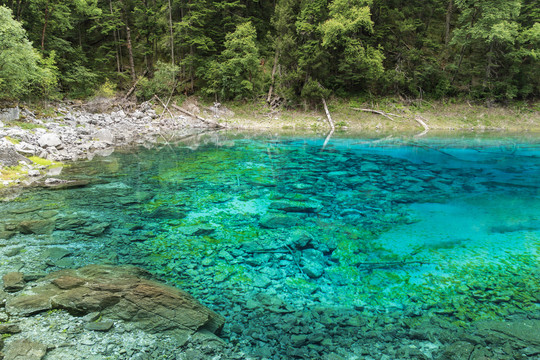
<box><xmin>2</xmin><ymin>132</ymin><xmax>540</xmax><ymax>359</ymax></box>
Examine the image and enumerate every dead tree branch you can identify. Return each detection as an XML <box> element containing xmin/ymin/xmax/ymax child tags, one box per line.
<box><xmin>171</xmin><ymin>104</ymin><xmax>227</xmax><ymax>129</ymax></box>
<box><xmin>351</xmin><ymin>107</ymin><xmax>400</xmax><ymax>122</ymax></box>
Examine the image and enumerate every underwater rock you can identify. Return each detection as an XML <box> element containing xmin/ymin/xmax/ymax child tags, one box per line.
<box><xmin>45</xmin><ymin>247</ymin><xmax>72</xmax><ymax>261</ymax></box>
<box><xmin>2</xmin><ymin>272</ymin><xmax>25</xmax><ymax>293</ymax></box>
<box><xmin>476</xmin><ymin>319</ymin><xmax>540</xmax><ymax>346</ymax></box>
<box><xmin>0</xmin><ymin>324</ymin><xmax>21</xmax><ymax>334</ymax></box>
<box><xmin>6</xmin><ymin>265</ymin><xmax>225</xmax><ymax>342</ymax></box>
<box><xmin>149</xmin><ymin>206</ymin><xmax>187</xmax><ymax>220</ymax></box>
<box><xmin>3</xmin><ymin>338</ymin><xmax>47</xmax><ymax>360</ymax></box>
<box><xmin>361</xmin><ymin>162</ymin><xmax>380</xmax><ymax>173</ymax></box>
<box><xmin>269</xmin><ymin>201</ymin><xmax>322</xmax><ymax>214</ymax></box>
<box><xmin>85</xmin><ymin>321</ymin><xmax>114</xmax><ymax>332</ymax></box>
<box><xmin>259</xmin><ymin>214</ymin><xmax>298</xmax><ymax>229</ymax></box>
<box><xmin>287</xmin><ymin>230</ymin><xmax>314</xmax><ymax>250</ymax></box>
<box><xmin>79</xmin><ymin>222</ymin><xmax>110</xmax><ymax>236</ymax></box>
<box><xmin>17</xmin><ymin>219</ymin><xmax>56</xmax><ymax>235</ymax></box>
<box><xmin>301</xmin><ymin>249</ymin><xmax>326</xmax><ymax>279</ymax></box>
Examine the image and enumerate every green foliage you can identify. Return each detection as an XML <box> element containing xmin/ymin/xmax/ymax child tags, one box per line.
<box><xmin>137</xmin><ymin>61</ymin><xmax>180</xmax><ymax>100</ymax></box>
<box><xmin>0</xmin><ymin>0</ymin><xmax>537</xmax><ymax>103</ymax></box>
<box><xmin>0</xmin><ymin>6</ymin><xmax>58</xmax><ymax>100</ymax></box>
<box><xmin>202</xmin><ymin>22</ymin><xmax>261</xmax><ymax>100</ymax></box>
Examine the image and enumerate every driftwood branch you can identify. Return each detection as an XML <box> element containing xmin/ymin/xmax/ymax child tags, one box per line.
<box><xmin>321</xmin><ymin>98</ymin><xmax>335</xmax><ymax>150</ymax></box>
<box><xmin>171</xmin><ymin>104</ymin><xmax>227</xmax><ymax>129</ymax></box>
<box><xmin>321</xmin><ymin>98</ymin><xmax>335</xmax><ymax>132</ymax></box>
<box><xmin>351</xmin><ymin>107</ymin><xmax>400</xmax><ymax>122</ymax></box>
<box><xmin>153</xmin><ymin>95</ymin><xmax>174</xmax><ymax>120</ymax></box>
<box><xmin>357</xmin><ymin>260</ymin><xmax>428</xmax><ymax>271</ymax></box>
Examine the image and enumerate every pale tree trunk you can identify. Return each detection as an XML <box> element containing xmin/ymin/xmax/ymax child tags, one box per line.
<box><xmin>126</xmin><ymin>25</ymin><xmax>136</xmax><ymax>82</ymax></box>
<box><xmin>168</xmin><ymin>0</ymin><xmax>175</xmax><ymax>65</ymax></box>
<box><xmin>109</xmin><ymin>0</ymin><xmax>121</xmax><ymax>73</ymax></box>
<box><xmin>266</xmin><ymin>51</ymin><xmax>279</xmax><ymax>103</ymax></box>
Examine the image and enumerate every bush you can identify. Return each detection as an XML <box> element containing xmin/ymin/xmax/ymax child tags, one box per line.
<box><xmin>0</xmin><ymin>6</ymin><xmax>58</xmax><ymax>100</ymax></box>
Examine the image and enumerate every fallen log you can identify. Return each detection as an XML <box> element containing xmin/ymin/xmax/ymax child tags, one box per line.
<box><xmin>357</xmin><ymin>260</ymin><xmax>428</xmax><ymax>271</ymax></box>
<box><xmin>351</xmin><ymin>107</ymin><xmax>400</xmax><ymax>122</ymax></box>
<box><xmin>171</xmin><ymin>104</ymin><xmax>227</xmax><ymax>129</ymax></box>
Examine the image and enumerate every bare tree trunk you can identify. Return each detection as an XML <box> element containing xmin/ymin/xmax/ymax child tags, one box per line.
<box><xmin>168</xmin><ymin>0</ymin><xmax>175</xmax><ymax>65</ymax></box>
<box><xmin>321</xmin><ymin>98</ymin><xmax>335</xmax><ymax>150</ymax></box>
<box><xmin>321</xmin><ymin>97</ymin><xmax>335</xmax><ymax>132</ymax></box>
<box><xmin>266</xmin><ymin>51</ymin><xmax>279</xmax><ymax>103</ymax></box>
<box><xmin>126</xmin><ymin>25</ymin><xmax>136</xmax><ymax>82</ymax></box>
<box><xmin>109</xmin><ymin>0</ymin><xmax>121</xmax><ymax>73</ymax></box>
<box><xmin>189</xmin><ymin>45</ymin><xmax>194</xmax><ymax>92</ymax></box>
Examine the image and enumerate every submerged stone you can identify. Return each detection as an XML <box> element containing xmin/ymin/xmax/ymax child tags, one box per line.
<box><xmin>17</xmin><ymin>218</ymin><xmax>56</xmax><ymax>235</ymax></box>
<box><xmin>6</xmin><ymin>265</ymin><xmax>225</xmax><ymax>341</ymax></box>
<box><xmin>3</xmin><ymin>272</ymin><xmax>25</xmax><ymax>292</ymax></box>
<box><xmin>259</xmin><ymin>214</ymin><xmax>298</xmax><ymax>229</ymax></box>
<box><xmin>3</xmin><ymin>339</ymin><xmax>47</xmax><ymax>360</ymax></box>
<box><xmin>85</xmin><ymin>320</ymin><xmax>114</xmax><ymax>331</ymax></box>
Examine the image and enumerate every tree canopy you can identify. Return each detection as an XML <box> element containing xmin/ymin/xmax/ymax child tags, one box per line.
<box><xmin>0</xmin><ymin>0</ymin><xmax>537</xmax><ymax>103</ymax></box>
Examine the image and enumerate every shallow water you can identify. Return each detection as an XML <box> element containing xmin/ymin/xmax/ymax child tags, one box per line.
<box><xmin>2</xmin><ymin>132</ymin><xmax>540</xmax><ymax>359</ymax></box>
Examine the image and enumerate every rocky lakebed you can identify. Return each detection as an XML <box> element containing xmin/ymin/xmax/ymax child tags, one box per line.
<box><xmin>0</xmin><ymin>103</ymin><xmax>539</xmax><ymax>360</ymax></box>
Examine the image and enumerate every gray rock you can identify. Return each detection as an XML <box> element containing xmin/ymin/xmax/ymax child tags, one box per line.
<box><xmin>37</xmin><ymin>133</ymin><xmax>62</xmax><ymax>148</ymax></box>
<box><xmin>15</xmin><ymin>142</ymin><xmax>37</xmax><ymax>156</ymax></box>
<box><xmin>93</xmin><ymin>129</ymin><xmax>115</xmax><ymax>143</ymax></box>
<box><xmin>0</xmin><ymin>107</ymin><xmax>20</xmax><ymax>122</ymax></box>
<box><xmin>3</xmin><ymin>339</ymin><xmax>47</xmax><ymax>360</ymax></box>
<box><xmin>0</xmin><ymin>143</ymin><xmax>31</xmax><ymax>167</ymax></box>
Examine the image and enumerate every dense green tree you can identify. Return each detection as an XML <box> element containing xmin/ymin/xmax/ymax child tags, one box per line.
<box><xmin>204</xmin><ymin>21</ymin><xmax>261</xmax><ymax>100</ymax></box>
<box><xmin>0</xmin><ymin>0</ymin><xmax>537</xmax><ymax>102</ymax></box>
<box><xmin>0</xmin><ymin>6</ymin><xmax>57</xmax><ymax>100</ymax></box>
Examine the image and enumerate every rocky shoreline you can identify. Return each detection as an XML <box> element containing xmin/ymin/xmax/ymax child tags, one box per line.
<box><xmin>0</xmin><ymin>100</ymin><xmax>221</xmax><ymax>192</ymax></box>
<box><xmin>1</xmin><ymin>103</ymin><xmax>539</xmax><ymax>360</ymax></box>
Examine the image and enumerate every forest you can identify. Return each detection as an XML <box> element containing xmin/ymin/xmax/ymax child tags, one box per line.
<box><xmin>0</xmin><ymin>0</ymin><xmax>539</xmax><ymax>106</ymax></box>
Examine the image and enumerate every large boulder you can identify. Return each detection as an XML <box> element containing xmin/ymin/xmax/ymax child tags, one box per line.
<box><xmin>0</xmin><ymin>143</ymin><xmax>31</xmax><ymax>167</ymax></box>
<box><xmin>5</xmin><ymin>265</ymin><xmax>225</xmax><ymax>341</ymax></box>
<box><xmin>0</xmin><ymin>107</ymin><xmax>20</xmax><ymax>122</ymax></box>
<box><xmin>37</xmin><ymin>133</ymin><xmax>62</xmax><ymax>148</ymax></box>
<box><xmin>3</xmin><ymin>339</ymin><xmax>47</xmax><ymax>360</ymax></box>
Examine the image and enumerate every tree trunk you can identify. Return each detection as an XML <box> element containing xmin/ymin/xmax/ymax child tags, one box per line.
<box><xmin>484</xmin><ymin>41</ymin><xmax>494</xmax><ymax>90</ymax></box>
<box><xmin>445</xmin><ymin>0</ymin><xmax>453</xmax><ymax>46</ymax></box>
<box><xmin>126</xmin><ymin>25</ymin><xmax>136</xmax><ymax>82</ymax></box>
<box><xmin>41</xmin><ymin>0</ymin><xmax>50</xmax><ymax>51</ymax></box>
<box><xmin>189</xmin><ymin>45</ymin><xmax>194</xmax><ymax>92</ymax></box>
<box><xmin>168</xmin><ymin>0</ymin><xmax>175</xmax><ymax>65</ymax></box>
<box><xmin>266</xmin><ymin>50</ymin><xmax>279</xmax><ymax>103</ymax></box>
<box><xmin>109</xmin><ymin>0</ymin><xmax>121</xmax><ymax>74</ymax></box>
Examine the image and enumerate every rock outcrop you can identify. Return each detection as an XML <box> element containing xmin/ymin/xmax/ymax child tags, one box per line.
<box><xmin>5</xmin><ymin>265</ymin><xmax>225</xmax><ymax>342</ymax></box>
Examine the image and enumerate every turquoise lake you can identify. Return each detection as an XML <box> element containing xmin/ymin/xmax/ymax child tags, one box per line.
<box><xmin>2</xmin><ymin>132</ymin><xmax>539</xmax><ymax>359</ymax></box>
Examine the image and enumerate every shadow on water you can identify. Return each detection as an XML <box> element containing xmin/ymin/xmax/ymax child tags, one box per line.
<box><xmin>1</xmin><ymin>130</ymin><xmax>539</xmax><ymax>359</ymax></box>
